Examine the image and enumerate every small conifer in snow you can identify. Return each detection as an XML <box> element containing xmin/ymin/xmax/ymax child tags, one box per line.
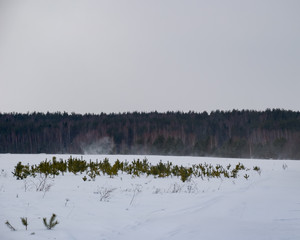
<box><xmin>20</xmin><ymin>217</ymin><xmax>28</xmax><ymax>230</ymax></box>
<box><xmin>43</xmin><ymin>214</ymin><xmax>59</xmax><ymax>230</ymax></box>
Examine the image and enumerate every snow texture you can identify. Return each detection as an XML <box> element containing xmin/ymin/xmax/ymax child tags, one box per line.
<box><xmin>0</xmin><ymin>154</ymin><xmax>299</xmax><ymax>240</ymax></box>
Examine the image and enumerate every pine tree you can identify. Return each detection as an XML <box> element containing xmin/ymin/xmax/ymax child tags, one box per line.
<box><xmin>43</xmin><ymin>214</ymin><xmax>59</xmax><ymax>230</ymax></box>
<box><xmin>20</xmin><ymin>217</ymin><xmax>28</xmax><ymax>230</ymax></box>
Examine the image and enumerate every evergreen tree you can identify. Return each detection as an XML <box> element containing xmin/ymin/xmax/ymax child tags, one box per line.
<box><xmin>20</xmin><ymin>217</ymin><xmax>28</xmax><ymax>230</ymax></box>
<box><xmin>43</xmin><ymin>214</ymin><xmax>59</xmax><ymax>230</ymax></box>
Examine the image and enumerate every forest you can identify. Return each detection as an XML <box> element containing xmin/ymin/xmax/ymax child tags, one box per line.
<box><xmin>1</xmin><ymin>109</ymin><xmax>300</xmax><ymax>159</ymax></box>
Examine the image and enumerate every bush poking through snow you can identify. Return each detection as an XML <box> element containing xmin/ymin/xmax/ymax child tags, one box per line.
<box><xmin>12</xmin><ymin>162</ymin><xmax>31</xmax><ymax>180</ymax></box>
<box><xmin>169</xmin><ymin>183</ymin><xmax>183</xmax><ymax>193</ymax></box>
<box><xmin>244</xmin><ymin>174</ymin><xmax>250</xmax><ymax>180</ymax></box>
<box><xmin>12</xmin><ymin>157</ymin><xmax>260</xmax><ymax>182</ymax></box>
<box><xmin>20</xmin><ymin>217</ymin><xmax>28</xmax><ymax>230</ymax></box>
<box><xmin>253</xmin><ymin>166</ymin><xmax>260</xmax><ymax>171</ymax></box>
<box><xmin>253</xmin><ymin>166</ymin><xmax>262</xmax><ymax>175</ymax></box>
<box><xmin>31</xmin><ymin>174</ymin><xmax>52</xmax><ymax>192</ymax></box>
<box><xmin>22</xmin><ymin>174</ymin><xmax>53</xmax><ymax>197</ymax></box>
<box><xmin>129</xmin><ymin>184</ymin><xmax>142</xmax><ymax>206</ymax></box>
<box><xmin>5</xmin><ymin>221</ymin><xmax>16</xmax><ymax>231</ymax></box>
<box><xmin>185</xmin><ymin>181</ymin><xmax>198</xmax><ymax>193</ymax></box>
<box><xmin>43</xmin><ymin>214</ymin><xmax>59</xmax><ymax>230</ymax></box>
<box><xmin>95</xmin><ymin>187</ymin><xmax>116</xmax><ymax>202</ymax></box>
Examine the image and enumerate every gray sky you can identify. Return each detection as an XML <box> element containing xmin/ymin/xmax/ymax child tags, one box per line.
<box><xmin>0</xmin><ymin>0</ymin><xmax>299</xmax><ymax>114</ymax></box>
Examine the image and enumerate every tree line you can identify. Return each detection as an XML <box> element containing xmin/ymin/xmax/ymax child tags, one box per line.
<box><xmin>1</xmin><ymin>109</ymin><xmax>300</xmax><ymax>159</ymax></box>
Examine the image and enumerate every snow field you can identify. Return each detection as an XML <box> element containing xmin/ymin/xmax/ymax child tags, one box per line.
<box><xmin>0</xmin><ymin>154</ymin><xmax>300</xmax><ymax>240</ymax></box>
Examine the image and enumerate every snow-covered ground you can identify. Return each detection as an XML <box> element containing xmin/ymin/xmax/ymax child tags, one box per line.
<box><xmin>0</xmin><ymin>154</ymin><xmax>299</xmax><ymax>240</ymax></box>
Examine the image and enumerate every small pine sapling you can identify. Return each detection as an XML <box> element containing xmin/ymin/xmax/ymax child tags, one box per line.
<box><xmin>253</xmin><ymin>166</ymin><xmax>261</xmax><ymax>175</ymax></box>
<box><xmin>43</xmin><ymin>214</ymin><xmax>59</xmax><ymax>230</ymax></box>
<box><xmin>244</xmin><ymin>174</ymin><xmax>249</xmax><ymax>180</ymax></box>
<box><xmin>20</xmin><ymin>217</ymin><xmax>28</xmax><ymax>230</ymax></box>
<box><xmin>5</xmin><ymin>221</ymin><xmax>16</xmax><ymax>231</ymax></box>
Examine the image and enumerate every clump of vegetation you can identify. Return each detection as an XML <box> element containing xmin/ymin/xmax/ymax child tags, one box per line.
<box><xmin>5</xmin><ymin>215</ymin><xmax>59</xmax><ymax>232</ymax></box>
<box><xmin>82</xmin><ymin>176</ymin><xmax>87</xmax><ymax>181</ymax></box>
<box><xmin>12</xmin><ymin>157</ymin><xmax>259</xmax><ymax>182</ymax></box>
<box><xmin>253</xmin><ymin>166</ymin><xmax>262</xmax><ymax>175</ymax></box>
<box><xmin>5</xmin><ymin>221</ymin><xmax>16</xmax><ymax>231</ymax></box>
<box><xmin>244</xmin><ymin>174</ymin><xmax>250</xmax><ymax>180</ymax></box>
<box><xmin>43</xmin><ymin>214</ymin><xmax>59</xmax><ymax>230</ymax></box>
<box><xmin>253</xmin><ymin>166</ymin><xmax>260</xmax><ymax>171</ymax></box>
<box><xmin>95</xmin><ymin>186</ymin><xmax>116</xmax><ymax>202</ymax></box>
<box><xmin>20</xmin><ymin>217</ymin><xmax>28</xmax><ymax>230</ymax></box>
<box><xmin>12</xmin><ymin>162</ymin><xmax>31</xmax><ymax>180</ymax></box>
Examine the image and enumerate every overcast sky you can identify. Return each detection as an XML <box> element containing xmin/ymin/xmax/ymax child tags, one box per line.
<box><xmin>0</xmin><ymin>0</ymin><xmax>299</xmax><ymax>114</ymax></box>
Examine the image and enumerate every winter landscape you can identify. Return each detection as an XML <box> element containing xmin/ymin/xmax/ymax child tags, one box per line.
<box><xmin>1</xmin><ymin>154</ymin><xmax>299</xmax><ymax>240</ymax></box>
<box><xmin>1</xmin><ymin>1</ymin><xmax>300</xmax><ymax>239</ymax></box>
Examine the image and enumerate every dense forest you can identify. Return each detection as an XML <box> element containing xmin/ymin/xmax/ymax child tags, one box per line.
<box><xmin>1</xmin><ymin>109</ymin><xmax>300</xmax><ymax>159</ymax></box>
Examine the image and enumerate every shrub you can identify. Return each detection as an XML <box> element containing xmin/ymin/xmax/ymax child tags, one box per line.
<box><xmin>253</xmin><ymin>166</ymin><xmax>260</xmax><ymax>171</ymax></box>
<box><xmin>20</xmin><ymin>217</ymin><xmax>28</xmax><ymax>230</ymax></box>
<box><xmin>43</xmin><ymin>214</ymin><xmax>59</xmax><ymax>230</ymax></box>
<box><xmin>244</xmin><ymin>174</ymin><xmax>250</xmax><ymax>180</ymax></box>
<box><xmin>12</xmin><ymin>156</ymin><xmax>261</xmax><ymax>183</ymax></box>
<box><xmin>95</xmin><ymin>187</ymin><xmax>116</xmax><ymax>202</ymax></box>
<box><xmin>12</xmin><ymin>162</ymin><xmax>30</xmax><ymax>180</ymax></box>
